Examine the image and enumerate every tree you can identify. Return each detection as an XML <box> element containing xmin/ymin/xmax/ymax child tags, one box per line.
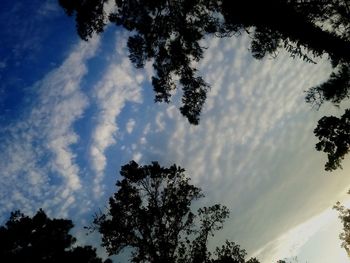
<box><xmin>58</xmin><ymin>0</ymin><xmax>350</xmax><ymax>170</ymax></box>
<box><xmin>314</xmin><ymin>109</ymin><xmax>350</xmax><ymax>171</ymax></box>
<box><xmin>211</xmin><ymin>241</ymin><xmax>260</xmax><ymax>263</ymax></box>
<box><xmin>334</xmin><ymin>200</ymin><xmax>350</xmax><ymax>257</ymax></box>
<box><xmin>91</xmin><ymin>160</ymin><xmax>258</xmax><ymax>263</ymax></box>
<box><xmin>0</xmin><ymin>209</ymin><xmax>110</xmax><ymax>263</ymax></box>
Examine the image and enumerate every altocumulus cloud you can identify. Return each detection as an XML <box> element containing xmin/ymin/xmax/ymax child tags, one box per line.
<box><xmin>89</xmin><ymin>32</ymin><xmax>147</xmax><ymax>198</ymax></box>
<box><xmin>1</xmin><ymin>9</ymin><xmax>350</xmax><ymax>261</ymax></box>
<box><xmin>0</xmin><ymin>37</ymin><xmax>100</xmax><ymax>219</ymax></box>
<box><xmin>118</xmin><ymin>35</ymin><xmax>350</xmax><ymax>259</ymax></box>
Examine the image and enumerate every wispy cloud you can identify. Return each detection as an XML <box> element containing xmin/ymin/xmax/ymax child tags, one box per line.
<box><xmin>37</xmin><ymin>0</ymin><xmax>60</xmax><ymax>17</ymax></box>
<box><xmin>0</xmin><ymin>61</ymin><xmax>6</xmax><ymax>69</ymax></box>
<box><xmin>126</xmin><ymin>118</ymin><xmax>136</xmax><ymax>134</ymax></box>
<box><xmin>0</xmin><ymin>37</ymin><xmax>99</xmax><ymax>219</ymax></box>
<box><xmin>89</xmin><ymin>33</ymin><xmax>146</xmax><ymax>198</ymax></box>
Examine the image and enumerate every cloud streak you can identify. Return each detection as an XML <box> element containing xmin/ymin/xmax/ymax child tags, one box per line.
<box><xmin>251</xmin><ymin>201</ymin><xmax>350</xmax><ymax>262</ymax></box>
<box><xmin>89</xmin><ymin>33</ymin><xmax>145</xmax><ymax>198</ymax></box>
<box><xmin>0</xmin><ymin>37</ymin><xmax>99</xmax><ymax>218</ymax></box>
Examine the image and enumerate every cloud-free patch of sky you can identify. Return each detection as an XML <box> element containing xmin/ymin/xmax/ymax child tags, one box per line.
<box><xmin>1</xmin><ymin>1</ymin><xmax>350</xmax><ymax>262</ymax></box>
<box><xmin>0</xmin><ymin>0</ymin><xmax>77</xmax><ymax>125</ymax></box>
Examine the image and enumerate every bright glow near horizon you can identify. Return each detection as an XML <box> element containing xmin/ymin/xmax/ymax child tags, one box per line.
<box><xmin>1</xmin><ymin>1</ymin><xmax>350</xmax><ymax>262</ymax></box>
<box><xmin>252</xmin><ymin>198</ymin><xmax>350</xmax><ymax>262</ymax></box>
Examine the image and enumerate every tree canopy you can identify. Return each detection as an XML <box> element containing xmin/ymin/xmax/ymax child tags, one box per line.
<box><xmin>0</xmin><ymin>209</ymin><xmax>110</xmax><ymax>263</ymax></box>
<box><xmin>90</xmin><ymin>160</ymin><xmax>259</xmax><ymax>263</ymax></box>
<box><xmin>314</xmin><ymin>109</ymin><xmax>350</xmax><ymax>171</ymax></box>
<box><xmin>59</xmin><ymin>0</ymin><xmax>350</xmax><ymax>171</ymax></box>
<box><xmin>2</xmin><ymin>161</ymin><xmax>344</xmax><ymax>262</ymax></box>
<box><xmin>334</xmin><ymin>199</ymin><xmax>350</xmax><ymax>257</ymax></box>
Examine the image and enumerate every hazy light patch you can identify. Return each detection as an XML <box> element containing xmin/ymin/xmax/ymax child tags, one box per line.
<box><xmin>252</xmin><ymin>207</ymin><xmax>338</xmax><ymax>262</ymax></box>
<box><xmin>253</xmin><ymin>198</ymin><xmax>350</xmax><ymax>262</ymax></box>
<box><xmin>0</xmin><ymin>61</ymin><xmax>6</xmax><ymax>69</ymax></box>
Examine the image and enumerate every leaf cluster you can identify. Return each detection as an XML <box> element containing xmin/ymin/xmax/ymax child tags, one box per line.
<box><xmin>334</xmin><ymin>200</ymin><xmax>350</xmax><ymax>255</ymax></box>
<box><xmin>0</xmin><ymin>209</ymin><xmax>108</xmax><ymax>263</ymax></box>
<box><xmin>314</xmin><ymin>109</ymin><xmax>350</xmax><ymax>171</ymax></box>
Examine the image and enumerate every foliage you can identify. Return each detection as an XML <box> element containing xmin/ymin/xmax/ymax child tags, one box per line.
<box><xmin>59</xmin><ymin>0</ymin><xmax>350</xmax><ymax>170</ymax></box>
<box><xmin>91</xmin><ymin>161</ymin><xmax>258</xmax><ymax>263</ymax></box>
<box><xmin>212</xmin><ymin>241</ymin><xmax>248</xmax><ymax>263</ymax></box>
<box><xmin>0</xmin><ymin>209</ymin><xmax>109</xmax><ymax>263</ymax></box>
<box><xmin>334</xmin><ymin>200</ymin><xmax>350</xmax><ymax>256</ymax></box>
<box><xmin>306</xmin><ymin>63</ymin><xmax>350</xmax><ymax>107</ymax></box>
<box><xmin>314</xmin><ymin>109</ymin><xmax>350</xmax><ymax>171</ymax></box>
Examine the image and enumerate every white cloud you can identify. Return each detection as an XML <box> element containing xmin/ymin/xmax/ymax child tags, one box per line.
<box><xmin>122</xmin><ymin>35</ymin><xmax>350</xmax><ymax>257</ymax></box>
<box><xmin>1</xmin><ymin>13</ymin><xmax>350</xmax><ymax>262</ymax></box>
<box><xmin>89</xmin><ymin>32</ymin><xmax>146</xmax><ymax>198</ymax></box>
<box><xmin>132</xmin><ymin>152</ymin><xmax>143</xmax><ymax>163</ymax></box>
<box><xmin>0</xmin><ymin>37</ymin><xmax>100</xmax><ymax>219</ymax></box>
<box><xmin>126</xmin><ymin>118</ymin><xmax>136</xmax><ymax>134</ymax></box>
<box><xmin>155</xmin><ymin>112</ymin><xmax>166</xmax><ymax>132</ymax></box>
<box><xmin>35</xmin><ymin>37</ymin><xmax>99</xmax><ymax>192</ymax></box>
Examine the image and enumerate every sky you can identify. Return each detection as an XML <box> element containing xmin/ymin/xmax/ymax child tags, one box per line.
<box><xmin>0</xmin><ymin>1</ymin><xmax>350</xmax><ymax>262</ymax></box>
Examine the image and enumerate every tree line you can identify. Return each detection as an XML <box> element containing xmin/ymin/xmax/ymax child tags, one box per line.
<box><xmin>1</xmin><ymin>162</ymin><xmax>258</xmax><ymax>263</ymax></box>
<box><xmin>1</xmin><ymin>161</ymin><xmax>350</xmax><ymax>262</ymax></box>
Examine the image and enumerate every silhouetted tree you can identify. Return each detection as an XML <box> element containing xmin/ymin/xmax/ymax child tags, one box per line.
<box><xmin>0</xmin><ymin>209</ymin><xmax>109</xmax><ymax>263</ymax></box>
<box><xmin>334</xmin><ymin>200</ymin><xmax>350</xmax><ymax>257</ymax></box>
<box><xmin>314</xmin><ymin>109</ymin><xmax>350</xmax><ymax>171</ymax></box>
<box><xmin>211</xmin><ymin>240</ymin><xmax>258</xmax><ymax>263</ymax></box>
<box><xmin>91</xmin><ymin>161</ymin><xmax>258</xmax><ymax>263</ymax></box>
<box><xmin>58</xmin><ymin>0</ymin><xmax>350</xmax><ymax>170</ymax></box>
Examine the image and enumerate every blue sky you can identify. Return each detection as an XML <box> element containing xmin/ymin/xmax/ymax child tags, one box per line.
<box><xmin>1</xmin><ymin>1</ymin><xmax>350</xmax><ymax>262</ymax></box>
